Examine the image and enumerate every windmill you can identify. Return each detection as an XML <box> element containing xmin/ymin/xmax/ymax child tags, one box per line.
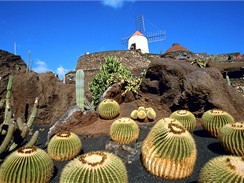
<box><xmin>121</xmin><ymin>14</ymin><xmax>166</xmax><ymax>53</ymax></box>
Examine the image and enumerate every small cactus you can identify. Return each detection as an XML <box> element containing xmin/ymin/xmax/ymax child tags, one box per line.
<box><xmin>0</xmin><ymin>146</ymin><xmax>53</xmax><ymax>183</ymax></box>
<box><xmin>48</xmin><ymin>131</ymin><xmax>82</xmax><ymax>161</ymax></box>
<box><xmin>142</xmin><ymin>118</ymin><xmax>197</xmax><ymax>179</ymax></box>
<box><xmin>218</xmin><ymin>121</ymin><xmax>244</xmax><ymax>156</ymax></box>
<box><xmin>201</xmin><ymin>109</ymin><xmax>234</xmax><ymax>137</ymax></box>
<box><xmin>76</xmin><ymin>69</ymin><xmax>85</xmax><ymax>111</ymax></box>
<box><xmin>137</xmin><ymin>109</ymin><xmax>147</xmax><ymax>120</ymax></box>
<box><xmin>170</xmin><ymin>110</ymin><xmax>196</xmax><ymax>132</ymax></box>
<box><xmin>146</xmin><ymin>107</ymin><xmax>156</xmax><ymax>120</ymax></box>
<box><xmin>98</xmin><ymin>99</ymin><xmax>120</xmax><ymax>120</ymax></box>
<box><xmin>199</xmin><ymin>155</ymin><xmax>244</xmax><ymax>183</ymax></box>
<box><xmin>130</xmin><ymin>109</ymin><xmax>138</xmax><ymax>120</ymax></box>
<box><xmin>110</xmin><ymin>117</ymin><xmax>139</xmax><ymax>144</ymax></box>
<box><xmin>60</xmin><ymin>151</ymin><xmax>128</xmax><ymax>183</ymax></box>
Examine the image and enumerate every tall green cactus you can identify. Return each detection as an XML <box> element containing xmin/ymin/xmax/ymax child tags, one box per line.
<box><xmin>4</xmin><ymin>75</ymin><xmax>13</xmax><ymax>123</ymax></box>
<box><xmin>76</xmin><ymin>69</ymin><xmax>85</xmax><ymax>111</ymax></box>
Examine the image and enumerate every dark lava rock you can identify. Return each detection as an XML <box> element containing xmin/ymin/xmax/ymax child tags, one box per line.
<box><xmin>141</xmin><ymin>58</ymin><xmax>244</xmax><ymax>120</ymax></box>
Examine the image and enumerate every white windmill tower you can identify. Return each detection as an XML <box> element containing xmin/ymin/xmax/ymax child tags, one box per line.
<box><xmin>121</xmin><ymin>14</ymin><xmax>166</xmax><ymax>54</ymax></box>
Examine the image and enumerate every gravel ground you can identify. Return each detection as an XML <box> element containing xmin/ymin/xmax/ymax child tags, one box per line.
<box><xmin>34</xmin><ymin>124</ymin><xmax>227</xmax><ymax>183</ymax></box>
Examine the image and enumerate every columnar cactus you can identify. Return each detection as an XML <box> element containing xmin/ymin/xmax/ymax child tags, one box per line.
<box><xmin>218</xmin><ymin>121</ymin><xmax>244</xmax><ymax>156</ymax></box>
<box><xmin>48</xmin><ymin>131</ymin><xmax>82</xmax><ymax>161</ymax></box>
<box><xmin>4</xmin><ymin>75</ymin><xmax>13</xmax><ymax>122</ymax></box>
<box><xmin>199</xmin><ymin>156</ymin><xmax>244</xmax><ymax>183</ymax></box>
<box><xmin>110</xmin><ymin>117</ymin><xmax>139</xmax><ymax>144</ymax></box>
<box><xmin>98</xmin><ymin>99</ymin><xmax>120</xmax><ymax>120</ymax></box>
<box><xmin>76</xmin><ymin>69</ymin><xmax>85</xmax><ymax>111</ymax></box>
<box><xmin>142</xmin><ymin>118</ymin><xmax>197</xmax><ymax>179</ymax></box>
<box><xmin>60</xmin><ymin>151</ymin><xmax>128</xmax><ymax>183</ymax></box>
<box><xmin>170</xmin><ymin>110</ymin><xmax>196</xmax><ymax>132</ymax></box>
<box><xmin>201</xmin><ymin>109</ymin><xmax>234</xmax><ymax>137</ymax></box>
<box><xmin>0</xmin><ymin>146</ymin><xmax>53</xmax><ymax>183</ymax></box>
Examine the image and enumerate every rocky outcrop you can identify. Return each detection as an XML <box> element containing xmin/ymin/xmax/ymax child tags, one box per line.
<box><xmin>141</xmin><ymin>58</ymin><xmax>244</xmax><ymax>120</ymax></box>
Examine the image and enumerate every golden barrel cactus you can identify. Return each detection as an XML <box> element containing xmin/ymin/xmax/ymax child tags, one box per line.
<box><xmin>0</xmin><ymin>146</ymin><xmax>53</xmax><ymax>183</ymax></box>
<box><xmin>199</xmin><ymin>155</ymin><xmax>244</xmax><ymax>183</ymax></box>
<box><xmin>110</xmin><ymin>117</ymin><xmax>139</xmax><ymax>144</ymax></box>
<box><xmin>218</xmin><ymin>121</ymin><xmax>244</xmax><ymax>156</ymax></box>
<box><xmin>142</xmin><ymin>118</ymin><xmax>197</xmax><ymax>180</ymax></box>
<box><xmin>98</xmin><ymin>99</ymin><xmax>120</xmax><ymax>120</ymax></box>
<box><xmin>170</xmin><ymin>110</ymin><xmax>196</xmax><ymax>132</ymax></box>
<box><xmin>60</xmin><ymin>151</ymin><xmax>128</xmax><ymax>183</ymax></box>
<box><xmin>48</xmin><ymin>131</ymin><xmax>82</xmax><ymax>161</ymax></box>
<box><xmin>201</xmin><ymin>109</ymin><xmax>234</xmax><ymax>137</ymax></box>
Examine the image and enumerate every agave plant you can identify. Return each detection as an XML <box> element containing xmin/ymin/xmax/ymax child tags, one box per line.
<box><xmin>141</xmin><ymin>118</ymin><xmax>197</xmax><ymax>179</ymax></box>
<box><xmin>170</xmin><ymin>110</ymin><xmax>196</xmax><ymax>132</ymax></box>
<box><xmin>199</xmin><ymin>155</ymin><xmax>244</xmax><ymax>183</ymax></box>
<box><xmin>60</xmin><ymin>151</ymin><xmax>128</xmax><ymax>183</ymax></box>
<box><xmin>0</xmin><ymin>146</ymin><xmax>53</xmax><ymax>183</ymax></box>
<box><xmin>201</xmin><ymin>109</ymin><xmax>234</xmax><ymax>137</ymax></box>
<box><xmin>98</xmin><ymin>98</ymin><xmax>120</xmax><ymax>120</ymax></box>
<box><xmin>47</xmin><ymin>131</ymin><xmax>82</xmax><ymax>161</ymax></box>
<box><xmin>218</xmin><ymin>121</ymin><xmax>244</xmax><ymax>156</ymax></box>
<box><xmin>110</xmin><ymin>117</ymin><xmax>139</xmax><ymax>144</ymax></box>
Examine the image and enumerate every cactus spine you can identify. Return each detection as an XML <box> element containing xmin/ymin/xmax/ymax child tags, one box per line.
<box><xmin>201</xmin><ymin>109</ymin><xmax>234</xmax><ymax>137</ymax></box>
<box><xmin>199</xmin><ymin>156</ymin><xmax>244</xmax><ymax>183</ymax></box>
<box><xmin>0</xmin><ymin>146</ymin><xmax>53</xmax><ymax>183</ymax></box>
<box><xmin>142</xmin><ymin>118</ymin><xmax>197</xmax><ymax>179</ymax></box>
<box><xmin>218</xmin><ymin>121</ymin><xmax>244</xmax><ymax>156</ymax></box>
<box><xmin>98</xmin><ymin>99</ymin><xmax>120</xmax><ymax>120</ymax></box>
<box><xmin>110</xmin><ymin>117</ymin><xmax>139</xmax><ymax>144</ymax></box>
<box><xmin>170</xmin><ymin>110</ymin><xmax>196</xmax><ymax>132</ymax></box>
<box><xmin>60</xmin><ymin>151</ymin><xmax>128</xmax><ymax>183</ymax></box>
<box><xmin>48</xmin><ymin>131</ymin><xmax>82</xmax><ymax>161</ymax></box>
<box><xmin>76</xmin><ymin>69</ymin><xmax>85</xmax><ymax>111</ymax></box>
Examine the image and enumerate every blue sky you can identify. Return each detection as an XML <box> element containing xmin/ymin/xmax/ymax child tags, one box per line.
<box><xmin>1</xmin><ymin>1</ymin><xmax>244</xmax><ymax>79</ymax></box>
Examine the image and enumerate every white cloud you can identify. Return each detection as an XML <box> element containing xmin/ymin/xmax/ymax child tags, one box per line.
<box><xmin>33</xmin><ymin>60</ymin><xmax>50</xmax><ymax>73</ymax></box>
<box><xmin>102</xmin><ymin>0</ymin><xmax>135</xmax><ymax>9</ymax></box>
<box><xmin>56</xmin><ymin>65</ymin><xmax>68</xmax><ymax>80</ymax></box>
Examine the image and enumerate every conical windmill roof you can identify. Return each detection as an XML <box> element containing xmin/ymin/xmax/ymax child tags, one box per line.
<box><xmin>130</xmin><ymin>31</ymin><xmax>145</xmax><ymax>38</ymax></box>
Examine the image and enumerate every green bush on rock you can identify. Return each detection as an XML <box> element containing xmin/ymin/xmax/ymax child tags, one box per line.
<box><xmin>0</xmin><ymin>146</ymin><xmax>53</xmax><ymax>183</ymax></box>
<box><xmin>60</xmin><ymin>151</ymin><xmax>128</xmax><ymax>183</ymax></box>
<box><xmin>141</xmin><ymin>118</ymin><xmax>197</xmax><ymax>179</ymax></box>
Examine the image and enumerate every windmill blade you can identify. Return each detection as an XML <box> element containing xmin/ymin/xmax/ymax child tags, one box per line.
<box><xmin>121</xmin><ymin>36</ymin><xmax>129</xmax><ymax>49</ymax></box>
<box><xmin>136</xmin><ymin>14</ymin><xmax>146</xmax><ymax>33</ymax></box>
<box><xmin>146</xmin><ymin>30</ymin><xmax>166</xmax><ymax>43</ymax></box>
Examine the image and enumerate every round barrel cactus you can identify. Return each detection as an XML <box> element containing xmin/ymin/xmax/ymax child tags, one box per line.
<box><xmin>218</xmin><ymin>121</ymin><xmax>244</xmax><ymax>156</ymax></box>
<box><xmin>146</xmin><ymin>107</ymin><xmax>156</xmax><ymax>120</ymax></box>
<box><xmin>48</xmin><ymin>131</ymin><xmax>82</xmax><ymax>161</ymax></box>
<box><xmin>110</xmin><ymin>117</ymin><xmax>139</xmax><ymax>144</ymax></box>
<box><xmin>0</xmin><ymin>146</ymin><xmax>53</xmax><ymax>183</ymax></box>
<box><xmin>130</xmin><ymin>109</ymin><xmax>138</xmax><ymax>120</ymax></box>
<box><xmin>199</xmin><ymin>155</ymin><xmax>244</xmax><ymax>183</ymax></box>
<box><xmin>137</xmin><ymin>109</ymin><xmax>147</xmax><ymax>120</ymax></box>
<box><xmin>170</xmin><ymin>110</ymin><xmax>196</xmax><ymax>132</ymax></box>
<box><xmin>60</xmin><ymin>151</ymin><xmax>128</xmax><ymax>183</ymax></box>
<box><xmin>98</xmin><ymin>99</ymin><xmax>120</xmax><ymax>120</ymax></box>
<box><xmin>201</xmin><ymin>109</ymin><xmax>234</xmax><ymax>137</ymax></box>
<box><xmin>142</xmin><ymin>118</ymin><xmax>197</xmax><ymax>179</ymax></box>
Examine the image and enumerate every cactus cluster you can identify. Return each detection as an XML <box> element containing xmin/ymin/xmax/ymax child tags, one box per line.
<box><xmin>130</xmin><ymin>106</ymin><xmax>156</xmax><ymax>121</ymax></box>
<box><xmin>110</xmin><ymin>117</ymin><xmax>139</xmax><ymax>144</ymax></box>
<box><xmin>48</xmin><ymin>131</ymin><xmax>82</xmax><ymax>161</ymax></box>
<box><xmin>0</xmin><ymin>146</ymin><xmax>53</xmax><ymax>183</ymax></box>
<box><xmin>199</xmin><ymin>155</ymin><xmax>244</xmax><ymax>183</ymax></box>
<box><xmin>0</xmin><ymin>75</ymin><xmax>39</xmax><ymax>155</ymax></box>
<box><xmin>170</xmin><ymin>110</ymin><xmax>196</xmax><ymax>132</ymax></box>
<box><xmin>60</xmin><ymin>151</ymin><xmax>128</xmax><ymax>183</ymax></box>
<box><xmin>218</xmin><ymin>121</ymin><xmax>244</xmax><ymax>156</ymax></box>
<box><xmin>201</xmin><ymin>109</ymin><xmax>234</xmax><ymax>137</ymax></box>
<box><xmin>98</xmin><ymin>98</ymin><xmax>120</xmax><ymax>120</ymax></box>
<box><xmin>142</xmin><ymin>118</ymin><xmax>197</xmax><ymax>179</ymax></box>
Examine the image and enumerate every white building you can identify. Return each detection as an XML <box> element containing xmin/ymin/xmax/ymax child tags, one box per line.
<box><xmin>128</xmin><ymin>31</ymin><xmax>149</xmax><ymax>53</ymax></box>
